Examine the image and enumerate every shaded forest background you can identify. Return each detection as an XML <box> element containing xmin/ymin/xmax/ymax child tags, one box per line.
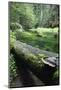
<box><xmin>9</xmin><ymin>2</ymin><xmax>59</xmax><ymax>30</ymax></box>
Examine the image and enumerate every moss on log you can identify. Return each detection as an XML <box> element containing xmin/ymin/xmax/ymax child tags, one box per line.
<box><xmin>12</xmin><ymin>41</ymin><xmax>59</xmax><ymax>85</ymax></box>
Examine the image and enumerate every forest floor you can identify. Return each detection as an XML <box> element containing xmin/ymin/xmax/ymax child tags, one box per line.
<box><xmin>10</xmin><ymin>66</ymin><xmax>44</xmax><ymax>88</ymax></box>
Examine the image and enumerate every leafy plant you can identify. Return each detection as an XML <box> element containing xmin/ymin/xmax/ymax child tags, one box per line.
<box><xmin>53</xmin><ymin>70</ymin><xmax>59</xmax><ymax>80</ymax></box>
<box><xmin>10</xmin><ymin>31</ymin><xmax>16</xmax><ymax>50</ymax></box>
<box><xmin>9</xmin><ymin>54</ymin><xmax>17</xmax><ymax>83</ymax></box>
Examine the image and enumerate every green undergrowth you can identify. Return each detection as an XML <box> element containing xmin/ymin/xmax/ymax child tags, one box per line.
<box><xmin>23</xmin><ymin>53</ymin><xmax>48</xmax><ymax>68</ymax></box>
<box><xmin>15</xmin><ymin>27</ymin><xmax>58</xmax><ymax>53</ymax></box>
<box><xmin>53</xmin><ymin>69</ymin><xmax>59</xmax><ymax>80</ymax></box>
<box><xmin>10</xmin><ymin>31</ymin><xmax>16</xmax><ymax>50</ymax></box>
<box><xmin>10</xmin><ymin>22</ymin><xmax>23</xmax><ymax>31</ymax></box>
<box><xmin>9</xmin><ymin>54</ymin><xmax>17</xmax><ymax>83</ymax></box>
<box><xmin>38</xmin><ymin>54</ymin><xmax>48</xmax><ymax>59</ymax></box>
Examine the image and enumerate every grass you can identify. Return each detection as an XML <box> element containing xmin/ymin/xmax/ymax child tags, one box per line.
<box><xmin>15</xmin><ymin>27</ymin><xmax>58</xmax><ymax>53</ymax></box>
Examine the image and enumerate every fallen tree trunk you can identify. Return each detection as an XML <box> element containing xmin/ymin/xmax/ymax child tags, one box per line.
<box><xmin>12</xmin><ymin>40</ymin><xmax>59</xmax><ymax>85</ymax></box>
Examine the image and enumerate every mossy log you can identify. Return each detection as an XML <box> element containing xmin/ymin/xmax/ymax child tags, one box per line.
<box><xmin>12</xmin><ymin>41</ymin><xmax>59</xmax><ymax>85</ymax></box>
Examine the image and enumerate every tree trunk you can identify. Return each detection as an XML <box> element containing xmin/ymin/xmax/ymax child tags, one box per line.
<box><xmin>12</xmin><ymin>40</ymin><xmax>59</xmax><ymax>85</ymax></box>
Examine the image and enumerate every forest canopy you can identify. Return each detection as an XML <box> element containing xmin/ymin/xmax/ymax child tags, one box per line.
<box><xmin>9</xmin><ymin>2</ymin><xmax>59</xmax><ymax>30</ymax></box>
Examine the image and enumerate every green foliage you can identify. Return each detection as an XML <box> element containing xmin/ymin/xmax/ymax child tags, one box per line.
<box><xmin>38</xmin><ymin>54</ymin><xmax>48</xmax><ymax>59</ymax></box>
<box><xmin>10</xmin><ymin>22</ymin><xmax>23</xmax><ymax>31</ymax></box>
<box><xmin>16</xmin><ymin>27</ymin><xmax>58</xmax><ymax>53</ymax></box>
<box><xmin>9</xmin><ymin>3</ymin><xmax>59</xmax><ymax>86</ymax></box>
<box><xmin>34</xmin><ymin>4</ymin><xmax>59</xmax><ymax>28</ymax></box>
<box><xmin>26</xmin><ymin>53</ymin><xmax>38</xmax><ymax>60</ymax></box>
<box><xmin>53</xmin><ymin>70</ymin><xmax>59</xmax><ymax>80</ymax></box>
<box><xmin>9</xmin><ymin>2</ymin><xmax>59</xmax><ymax>29</ymax></box>
<box><xmin>16</xmin><ymin>31</ymin><xmax>37</xmax><ymax>45</ymax></box>
<box><xmin>10</xmin><ymin>31</ymin><xmax>16</xmax><ymax>50</ymax></box>
<box><xmin>9</xmin><ymin>54</ymin><xmax>17</xmax><ymax>83</ymax></box>
<box><xmin>24</xmin><ymin>53</ymin><xmax>44</xmax><ymax>69</ymax></box>
<box><xmin>54</xmin><ymin>33</ymin><xmax>58</xmax><ymax>39</ymax></box>
<box><xmin>9</xmin><ymin>2</ymin><xmax>36</xmax><ymax>30</ymax></box>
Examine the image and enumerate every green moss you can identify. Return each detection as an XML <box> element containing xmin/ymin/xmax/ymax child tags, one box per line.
<box><xmin>24</xmin><ymin>53</ymin><xmax>44</xmax><ymax>69</ymax></box>
<box><xmin>25</xmin><ymin>53</ymin><xmax>38</xmax><ymax>61</ymax></box>
<box><xmin>24</xmin><ymin>53</ymin><xmax>48</xmax><ymax>67</ymax></box>
<box><xmin>16</xmin><ymin>27</ymin><xmax>58</xmax><ymax>53</ymax></box>
<box><xmin>16</xmin><ymin>31</ymin><xmax>37</xmax><ymax>43</ymax></box>
<box><xmin>38</xmin><ymin>54</ymin><xmax>48</xmax><ymax>59</ymax></box>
